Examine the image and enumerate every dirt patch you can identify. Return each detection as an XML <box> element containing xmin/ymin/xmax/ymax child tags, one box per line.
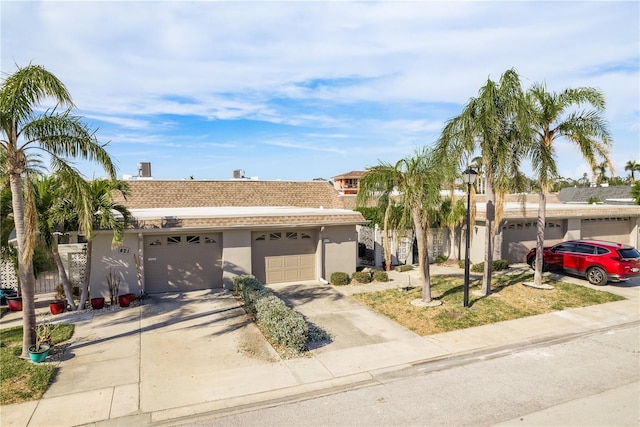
<box><xmin>237</xmin><ymin>325</ymin><xmax>280</xmax><ymax>362</ymax></box>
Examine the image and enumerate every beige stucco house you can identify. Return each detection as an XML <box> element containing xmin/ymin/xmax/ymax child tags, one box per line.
<box><xmin>88</xmin><ymin>180</ymin><xmax>366</xmax><ymax>297</ymax></box>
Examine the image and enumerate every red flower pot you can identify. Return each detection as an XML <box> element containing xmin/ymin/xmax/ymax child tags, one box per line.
<box><xmin>118</xmin><ymin>293</ymin><xmax>134</xmax><ymax>308</ymax></box>
<box><xmin>7</xmin><ymin>297</ymin><xmax>22</xmax><ymax>312</ymax></box>
<box><xmin>90</xmin><ymin>297</ymin><xmax>105</xmax><ymax>310</ymax></box>
<box><xmin>50</xmin><ymin>300</ymin><xmax>66</xmax><ymax>315</ymax></box>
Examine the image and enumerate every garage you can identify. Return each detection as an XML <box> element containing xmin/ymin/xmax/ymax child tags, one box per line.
<box><xmin>501</xmin><ymin>220</ymin><xmax>565</xmax><ymax>263</ymax></box>
<box><xmin>581</xmin><ymin>217</ymin><xmax>631</xmax><ymax>244</ymax></box>
<box><xmin>144</xmin><ymin>233</ymin><xmax>222</xmax><ymax>293</ymax></box>
<box><xmin>252</xmin><ymin>230</ymin><xmax>317</xmax><ymax>284</ymax></box>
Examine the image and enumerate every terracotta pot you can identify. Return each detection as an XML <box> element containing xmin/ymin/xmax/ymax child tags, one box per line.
<box><xmin>49</xmin><ymin>300</ymin><xmax>66</xmax><ymax>315</ymax></box>
<box><xmin>90</xmin><ymin>297</ymin><xmax>105</xmax><ymax>310</ymax></box>
<box><xmin>7</xmin><ymin>297</ymin><xmax>22</xmax><ymax>312</ymax></box>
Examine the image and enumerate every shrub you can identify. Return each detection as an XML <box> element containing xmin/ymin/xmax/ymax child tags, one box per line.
<box><xmin>471</xmin><ymin>262</ymin><xmax>484</xmax><ymax>272</ymax></box>
<box><xmin>255</xmin><ymin>295</ymin><xmax>308</xmax><ymax>352</ymax></box>
<box><xmin>457</xmin><ymin>260</ymin><xmax>465</xmax><ymax>269</ymax></box>
<box><xmin>493</xmin><ymin>259</ymin><xmax>510</xmax><ymax>270</ymax></box>
<box><xmin>372</xmin><ymin>271</ymin><xmax>388</xmax><ymax>282</ymax></box>
<box><xmin>351</xmin><ymin>271</ymin><xmax>372</xmax><ymax>284</ymax></box>
<box><xmin>435</xmin><ymin>255</ymin><xmax>448</xmax><ymax>264</ymax></box>
<box><xmin>233</xmin><ymin>274</ymin><xmax>263</xmax><ymax>295</ymax></box>
<box><xmin>330</xmin><ymin>272</ymin><xmax>350</xmax><ymax>286</ymax></box>
<box><xmin>395</xmin><ymin>264</ymin><xmax>413</xmax><ymax>272</ymax></box>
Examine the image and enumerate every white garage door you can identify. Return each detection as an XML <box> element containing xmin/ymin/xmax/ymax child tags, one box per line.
<box><xmin>581</xmin><ymin>217</ymin><xmax>631</xmax><ymax>244</ymax></box>
<box><xmin>144</xmin><ymin>233</ymin><xmax>222</xmax><ymax>293</ymax></box>
<box><xmin>501</xmin><ymin>221</ymin><xmax>565</xmax><ymax>263</ymax></box>
<box><xmin>252</xmin><ymin>230</ymin><xmax>316</xmax><ymax>284</ymax></box>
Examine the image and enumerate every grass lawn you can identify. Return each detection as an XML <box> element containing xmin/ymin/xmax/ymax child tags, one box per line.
<box><xmin>351</xmin><ymin>272</ymin><xmax>625</xmax><ymax>336</ymax></box>
<box><xmin>0</xmin><ymin>323</ymin><xmax>74</xmax><ymax>405</ymax></box>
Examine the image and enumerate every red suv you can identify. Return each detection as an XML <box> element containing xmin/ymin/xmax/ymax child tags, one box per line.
<box><xmin>526</xmin><ymin>239</ymin><xmax>640</xmax><ymax>286</ymax></box>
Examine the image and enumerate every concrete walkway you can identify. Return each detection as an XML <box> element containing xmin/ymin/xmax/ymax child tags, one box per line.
<box><xmin>0</xmin><ymin>265</ymin><xmax>638</xmax><ymax>426</ymax></box>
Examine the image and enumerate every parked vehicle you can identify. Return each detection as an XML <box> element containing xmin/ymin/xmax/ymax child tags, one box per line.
<box><xmin>526</xmin><ymin>239</ymin><xmax>640</xmax><ymax>286</ymax></box>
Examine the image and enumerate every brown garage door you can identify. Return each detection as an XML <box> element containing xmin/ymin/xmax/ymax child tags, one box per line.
<box><xmin>252</xmin><ymin>230</ymin><xmax>316</xmax><ymax>284</ymax></box>
<box><xmin>501</xmin><ymin>220</ymin><xmax>565</xmax><ymax>263</ymax></box>
<box><xmin>581</xmin><ymin>217</ymin><xmax>631</xmax><ymax>244</ymax></box>
<box><xmin>144</xmin><ymin>233</ymin><xmax>222</xmax><ymax>293</ymax></box>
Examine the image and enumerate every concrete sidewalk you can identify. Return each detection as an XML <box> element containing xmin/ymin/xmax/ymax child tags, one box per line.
<box><xmin>0</xmin><ymin>266</ymin><xmax>638</xmax><ymax>427</ymax></box>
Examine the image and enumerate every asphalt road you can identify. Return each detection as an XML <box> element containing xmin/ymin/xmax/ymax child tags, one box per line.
<box><xmin>175</xmin><ymin>323</ymin><xmax>640</xmax><ymax>427</ymax></box>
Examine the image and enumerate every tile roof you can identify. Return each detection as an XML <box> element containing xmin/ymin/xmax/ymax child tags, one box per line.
<box><xmin>557</xmin><ymin>186</ymin><xmax>634</xmax><ymax>204</ymax></box>
<box><xmin>115</xmin><ymin>180</ymin><xmax>348</xmax><ymax>209</ymax></box>
<box><xmin>332</xmin><ymin>171</ymin><xmax>366</xmax><ymax>180</ymax></box>
<box><xmin>114</xmin><ymin>180</ymin><xmax>367</xmax><ymax>230</ymax></box>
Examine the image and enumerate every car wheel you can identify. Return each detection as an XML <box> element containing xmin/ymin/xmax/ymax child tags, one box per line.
<box><xmin>531</xmin><ymin>258</ymin><xmax>545</xmax><ymax>272</ymax></box>
<box><xmin>586</xmin><ymin>266</ymin><xmax>607</xmax><ymax>286</ymax></box>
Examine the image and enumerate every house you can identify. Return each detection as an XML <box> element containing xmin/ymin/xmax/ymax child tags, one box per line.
<box><xmin>88</xmin><ymin>180</ymin><xmax>366</xmax><ymax>297</ymax></box>
<box><xmin>468</xmin><ymin>193</ymin><xmax>640</xmax><ymax>264</ymax></box>
<box><xmin>332</xmin><ymin>171</ymin><xmax>365</xmax><ymax>195</ymax></box>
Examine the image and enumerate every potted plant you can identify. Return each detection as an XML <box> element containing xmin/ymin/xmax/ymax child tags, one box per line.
<box><xmin>49</xmin><ymin>299</ymin><xmax>66</xmax><ymax>315</ymax></box>
<box><xmin>28</xmin><ymin>316</ymin><xmax>56</xmax><ymax>363</ymax></box>
<box><xmin>7</xmin><ymin>294</ymin><xmax>22</xmax><ymax>311</ymax></box>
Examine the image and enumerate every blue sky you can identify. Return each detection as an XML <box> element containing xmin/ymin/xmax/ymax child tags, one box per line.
<box><xmin>2</xmin><ymin>1</ymin><xmax>639</xmax><ymax>182</ymax></box>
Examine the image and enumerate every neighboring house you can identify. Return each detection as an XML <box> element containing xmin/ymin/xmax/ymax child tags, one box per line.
<box><xmin>557</xmin><ymin>185</ymin><xmax>634</xmax><ymax>205</ymax></box>
<box><xmin>468</xmin><ymin>193</ymin><xmax>640</xmax><ymax>264</ymax></box>
<box><xmin>332</xmin><ymin>171</ymin><xmax>365</xmax><ymax>195</ymax></box>
<box><xmin>87</xmin><ymin>180</ymin><xmax>366</xmax><ymax>297</ymax></box>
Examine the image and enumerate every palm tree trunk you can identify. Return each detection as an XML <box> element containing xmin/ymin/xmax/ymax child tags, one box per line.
<box><xmin>482</xmin><ymin>174</ymin><xmax>495</xmax><ymax>296</ymax></box>
<box><xmin>51</xmin><ymin>240</ymin><xmax>77</xmax><ymax>310</ymax></box>
<box><xmin>413</xmin><ymin>208</ymin><xmax>432</xmax><ymax>303</ymax></box>
<box><xmin>78</xmin><ymin>240</ymin><xmax>93</xmax><ymax>310</ymax></box>
<box><xmin>533</xmin><ymin>191</ymin><xmax>547</xmax><ymax>287</ymax></box>
<box><xmin>383</xmin><ymin>199</ymin><xmax>392</xmax><ymax>270</ymax></box>
<box><xmin>448</xmin><ymin>225</ymin><xmax>457</xmax><ymax>260</ymax></box>
<box><xmin>9</xmin><ymin>173</ymin><xmax>37</xmax><ymax>358</ymax></box>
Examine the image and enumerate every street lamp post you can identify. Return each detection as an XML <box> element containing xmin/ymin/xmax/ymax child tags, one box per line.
<box><xmin>463</xmin><ymin>167</ymin><xmax>478</xmax><ymax>308</ymax></box>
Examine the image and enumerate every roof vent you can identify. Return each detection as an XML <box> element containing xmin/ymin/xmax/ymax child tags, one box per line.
<box><xmin>232</xmin><ymin>169</ymin><xmax>245</xmax><ymax>179</ymax></box>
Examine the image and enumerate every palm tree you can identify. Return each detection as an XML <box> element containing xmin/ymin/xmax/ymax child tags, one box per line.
<box><xmin>631</xmin><ymin>181</ymin><xmax>640</xmax><ymax>205</ymax></box>
<box><xmin>33</xmin><ymin>175</ymin><xmax>78</xmax><ymax>310</ymax></box>
<box><xmin>594</xmin><ymin>161</ymin><xmax>610</xmax><ymax>185</ymax></box>
<box><xmin>356</xmin><ymin>164</ymin><xmax>401</xmax><ymax>270</ymax></box>
<box><xmin>0</xmin><ymin>64</ymin><xmax>116</xmax><ymax>357</ymax></box>
<box><xmin>436</xmin><ymin>69</ymin><xmax>532</xmax><ymax>296</ymax></box>
<box><xmin>439</xmin><ymin>197</ymin><xmax>466</xmax><ymax>261</ymax></box>
<box><xmin>77</xmin><ymin>178</ymin><xmax>131</xmax><ymax>310</ymax></box>
<box><xmin>527</xmin><ymin>84</ymin><xmax>612</xmax><ymax>287</ymax></box>
<box><xmin>625</xmin><ymin>160</ymin><xmax>640</xmax><ymax>183</ymax></box>
<box><xmin>395</xmin><ymin>147</ymin><xmax>446</xmax><ymax>304</ymax></box>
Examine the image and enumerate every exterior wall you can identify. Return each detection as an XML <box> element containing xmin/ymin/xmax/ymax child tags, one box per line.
<box><xmin>469</xmin><ymin>222</ymin><xmax>486</xmax><ymax>264</ymax></box>
<box><xmin>89</xmin><ymin>233</ymin><xmax>139</xmax><ymax>299</ymax></box>
<box><xmin>321</xmin><ymin>225</ymin><xmax>357</xmax><ymax>280</ymax></box>
<box><xmin>565</xmin><ymin>218</ymin><xmax>581</xmax><ymax>240</ymax></box>
<box><xmin>221</xmin><ymin>230</ymin><xmax>252</xmax><ymax>290</ymax></box>
<box><xmin>633</xmin><ymin>218</ymin><xmax>640</xmax><ymax>249</ymax></box>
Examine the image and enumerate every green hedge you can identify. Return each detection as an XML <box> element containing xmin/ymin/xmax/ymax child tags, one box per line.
<box><xmin>330</xmin><ymin>272</ymin><xmax>350</xmax><ymax>286</ymax></box>
<box><xmin>435</xmin><ymin>255</ymin><xmax>448</xmax><ymax>264</ymax></box>
<box><xmin>395</xmin><ymin>264</ymin><xmax>414</xmax><ymax>272</ymax></box>
<box><xmin>372</xmin><ymin>271</ymin><xmax>388</xmax><ymax>282</ymax></box>
<box><xmin>351</xmin><ymin>271</ymin><xmax>372</xmax><ymax>284</ymax></box>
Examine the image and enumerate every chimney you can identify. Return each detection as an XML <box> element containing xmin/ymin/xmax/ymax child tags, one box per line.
<box><xmin>138</xmin><ymin>162</ymin><xmax>152</xmax><ymax>178</ymax></box>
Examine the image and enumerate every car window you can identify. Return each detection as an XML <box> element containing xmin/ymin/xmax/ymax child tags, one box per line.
<box><xmin>595</xmin><ymin>247</ymin><xmax>610</xmax><ymax>255</ymax></box>
<box><xmin>574</xmin><ymin>244</ymin><xmax>595</xmax><ymax>255</ymax></box>
<box><xmin>553</xmin><ymin>243</ymin><xmax>576</xmax><ymax>253</ymax></box>
<box><xmin>618</xmin><ymin>248</ymin><xmax>640</xmax><ymax>259</ymax></box>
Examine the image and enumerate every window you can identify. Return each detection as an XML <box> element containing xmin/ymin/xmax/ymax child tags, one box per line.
<box><xmin>596</xmin><ymin>247</ymin><xmax>610</xmax><ymax>255</ymax></box>
<box><xmin>286</xmin><ymin>232</ymin><xmax>298</xmax><ymax>240</ymax></box>
<box><xmin>553</xmin><ymin>243</ymin><xmax>575</xmax><ymax>253</ymax></box>
<box><xmin>187</xmin><ymin>235</ymin><xmax>200</xmax><ymax>244</ymax></box>
<box><xmin>269</xmin><ymin>232</ymin><xmax>282</xmax><ymax>241</ymax></box>
<box><xmin>300</xmin><ymin>232</ymin><xmax>311</xmax><ymax>239</ymax></box>
<box><xmin>167</xmin><ymin>236</ymin><xmax>181</xmax><ymax>245</ymax></box>
<box><xmin>148</xmin><ymin>239</ymin><xmax>162</xmax><ymax>246</ymax></box>
<box><xmin>254</xmin><ymin>233</ymin><xmax>266</xmax><ymax>241</ymax></box>
<box><xmin>574</xmin><ymin>244</ymin><xmax>595</xmax><ymax>255</ymax></box>
<box><xmin>204</xmin><ymin>236</ymin><xmax>217</xmax><ymax>244</ymax></box>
